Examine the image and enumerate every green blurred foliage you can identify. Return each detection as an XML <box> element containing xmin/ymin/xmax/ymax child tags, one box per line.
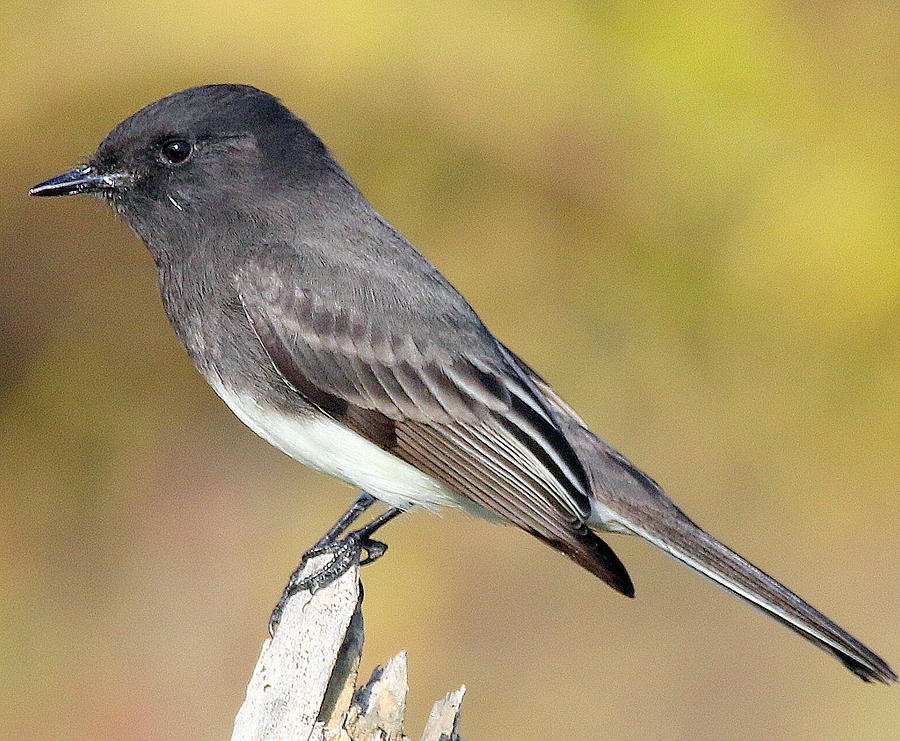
<box><xmin>1</xmin><ymin>1</ymin><xmax>898</xmax><ymax>739</ymax></box>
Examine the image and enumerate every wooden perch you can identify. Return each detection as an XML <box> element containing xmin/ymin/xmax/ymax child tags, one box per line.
<box><xmin>231</xmin><ymin>555</ymin><xmax>466</xmax><ymax>741</ymax></box>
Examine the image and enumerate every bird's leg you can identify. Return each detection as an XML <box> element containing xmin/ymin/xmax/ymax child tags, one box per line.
<box><xmin>309</xmin><ymin>491</ymin><xmax>378</xmax><ymax>550</ymax></box>
<box><xmin>269</xmin><ymin>494</ymin><xmax>404</xmax><ymax>633</ymax></box>
<box><xmin>344</xmin><ymin>505</ymin><xmax>404</xmax><ymax>564</ymax></box>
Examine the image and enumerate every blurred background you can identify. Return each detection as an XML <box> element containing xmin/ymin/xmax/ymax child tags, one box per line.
<box><xmin>2</xmin><ymin>1</ymin><xmax>898</xmax><ymax>739</ymax></box>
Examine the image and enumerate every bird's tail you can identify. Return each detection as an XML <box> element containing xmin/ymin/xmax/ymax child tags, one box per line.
<box><xmin>618</xmin><ymin>503</ymin><xmax>895</xmax><ymax>683</ymax></box>
<box><xmin>591</xmin><ymin>448</ymin><xmax>896</xmax><ymax>683</ymax></box>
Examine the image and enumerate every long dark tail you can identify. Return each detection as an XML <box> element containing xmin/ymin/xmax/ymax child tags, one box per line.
<box><xmin>616</xmin><ymin>504</ymin><xmax>897</xmax><ymax>683</ymax></box>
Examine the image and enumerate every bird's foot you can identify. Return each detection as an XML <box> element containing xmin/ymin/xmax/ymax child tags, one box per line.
<box><xmin>268</xmin><ymin>530</ymin><xmax>388</xmax><ymax>635</ymax></box>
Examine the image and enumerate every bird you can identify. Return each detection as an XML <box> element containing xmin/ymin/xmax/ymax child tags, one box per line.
<box><xmin>29</xmin><ymin>84</ymin><xmax>895</xmax><ymax>683</ymax></box>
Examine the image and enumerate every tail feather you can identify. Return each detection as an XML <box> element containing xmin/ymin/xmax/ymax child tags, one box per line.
<box><xmin>622</xmin><ymin>513</ymin><xmax>897</xmax><ymax>683</ymax></box>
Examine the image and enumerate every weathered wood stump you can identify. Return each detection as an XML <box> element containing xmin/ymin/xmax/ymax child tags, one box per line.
<box><xmin>231</xmin><ymin>555</ymin><xmax>465</xmax><ymax>741</ymax></box>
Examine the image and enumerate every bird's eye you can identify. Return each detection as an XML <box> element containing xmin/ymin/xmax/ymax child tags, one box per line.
<box><xmin>159</xmin><ymin>139</ymin><xmax>192</xmax><ymax>165</ymax></box>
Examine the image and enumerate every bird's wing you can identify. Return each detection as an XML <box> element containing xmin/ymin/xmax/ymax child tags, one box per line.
<box><xmin>234</xmin><ymin>258</ymin><xmax>633</xmax><ymax>596</ymax></box>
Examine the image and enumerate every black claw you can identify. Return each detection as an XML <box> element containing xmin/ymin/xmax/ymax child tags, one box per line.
<box><xmin>268</xmin><ymin>497</ymin><xmax>404</xmax><ymax>635</ymax></box>
<box><xmin>358</xmin><ymin>538</ymin><xmax>388</xmax><ymax>565</ymax></box>
<box><xmin>268</xmin><ymin>530</ymin><xmax>391</xmax><ymax>634</ymax></box>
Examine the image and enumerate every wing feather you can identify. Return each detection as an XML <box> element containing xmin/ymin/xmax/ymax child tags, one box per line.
<box><xmin>234</xmin><ymin>259</ymin><xmax>633</xmax><ymax>595</ymax></box>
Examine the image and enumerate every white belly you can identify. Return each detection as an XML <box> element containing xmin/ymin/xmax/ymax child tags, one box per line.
<box><xmin>211</xmin><ymin>380</ymin><xmax>482</xmax><ymax>514</ymax></box>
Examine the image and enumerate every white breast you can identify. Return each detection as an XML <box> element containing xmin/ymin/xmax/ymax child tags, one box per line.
<box><xmin>210</xmin><ymin>379</ymin><xmax>484</xmax><ymax>515</ymax></box>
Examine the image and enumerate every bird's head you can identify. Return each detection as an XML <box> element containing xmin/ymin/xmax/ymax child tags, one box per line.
<box><xmin>29</xmin><ymin>84</ymin><xmax>337</xmax><ymax>255</ymax></box>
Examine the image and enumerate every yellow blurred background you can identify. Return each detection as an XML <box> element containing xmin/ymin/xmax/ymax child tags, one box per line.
<box><xmin>2</xmin><ymin>2</ymin><xmax>898</xmax><ymax>739</ymax></box>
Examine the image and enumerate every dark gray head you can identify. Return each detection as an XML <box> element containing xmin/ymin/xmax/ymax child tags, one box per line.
<box><xmin>30</xmin><ymin>84</ymin><xmax>348</xmax><ymax>256</ymax></box>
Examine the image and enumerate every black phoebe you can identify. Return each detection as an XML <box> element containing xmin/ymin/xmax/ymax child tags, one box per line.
<box><xmin>30</xmin><ymin>84</ymin><xmax>895</xmax><ymax>682</ymax></box>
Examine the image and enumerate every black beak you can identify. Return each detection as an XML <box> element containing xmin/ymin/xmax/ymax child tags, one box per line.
<box><xmin>29</xmin><ymin>165</ymin><xmax>131</xmax><ymax>197</ymax></box>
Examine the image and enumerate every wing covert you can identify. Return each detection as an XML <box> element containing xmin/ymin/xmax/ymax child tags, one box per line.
<box><xmin>235</xmin><ymin>258</ymin><xmax>601</xmax><ymax>541</ymax></box>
